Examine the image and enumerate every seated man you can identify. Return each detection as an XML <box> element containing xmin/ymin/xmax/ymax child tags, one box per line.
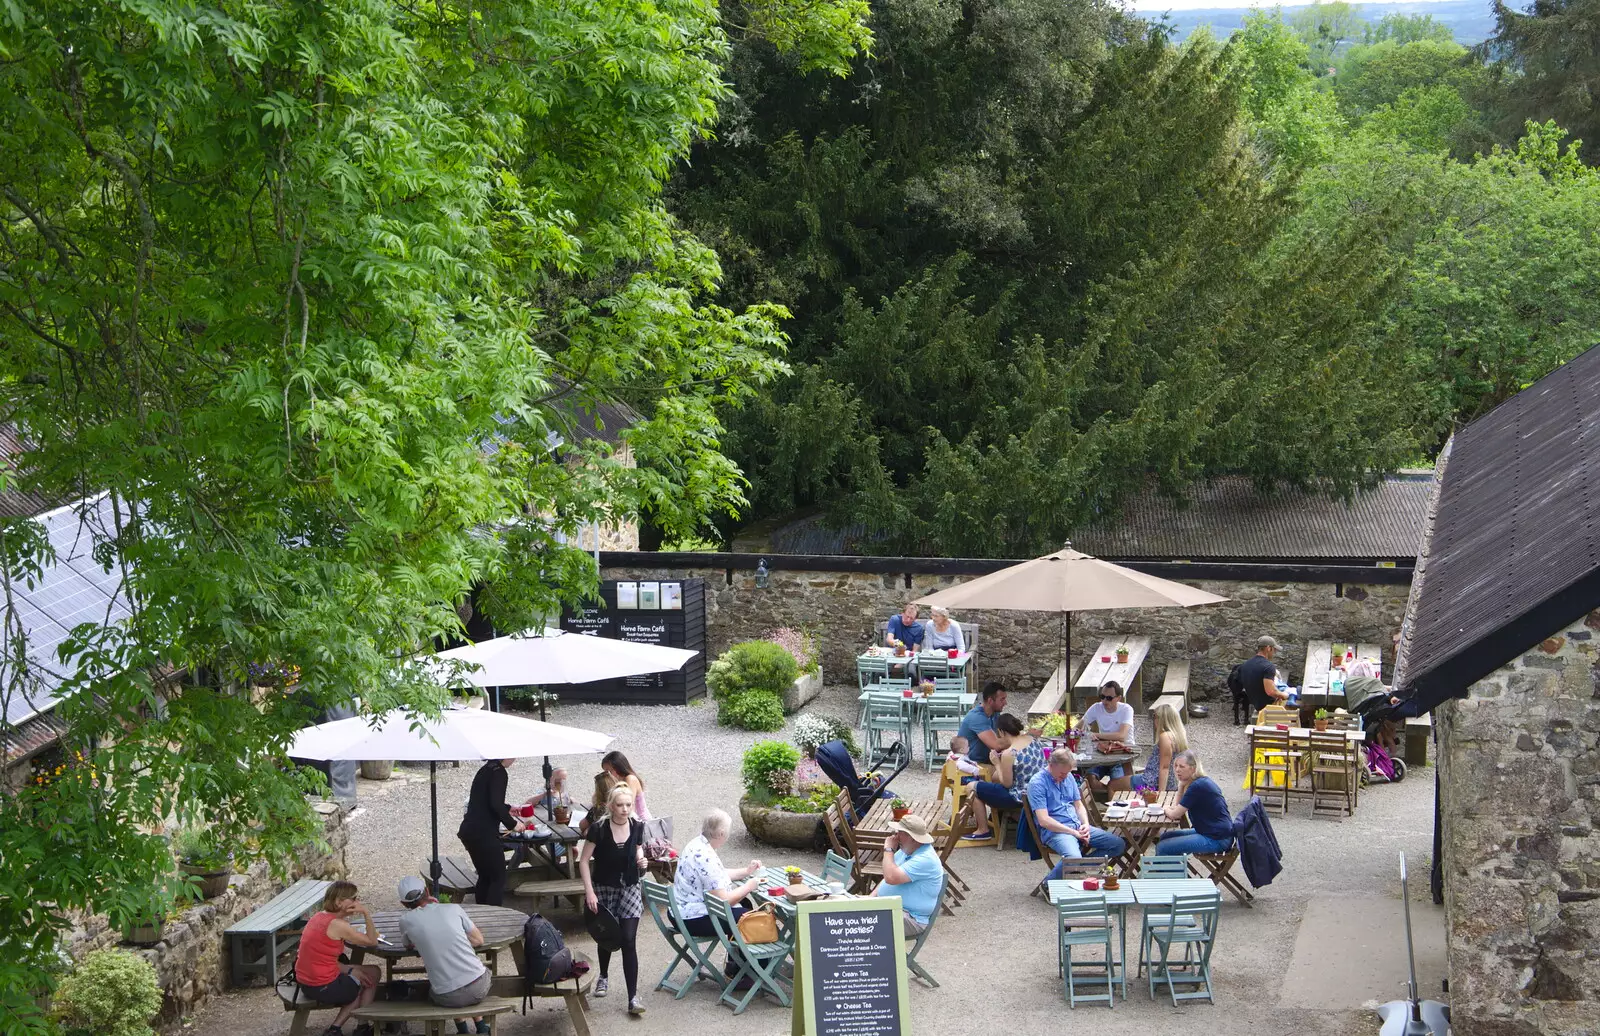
<box><xmin>1026</xmin><ymin>750</ymin><xmax>1127</xmax><ymax>881</ymax></box>
<box><xmin>884</xmin><ymin>603</ymin><xmax>926</xmax><ymax>652</ymax></box>
<box><xmin>874</xmin><ymin>815</ymin><xmax>944</xmax><ymax>938</ymax></box>
<box><xmin>396</xmin><ymin>876</ymin><xmax>491</xmax><ymax>1036</ymax></box>
<box><xmin>1076</xmin><ymin>681</ymin><xmax>1137</xmax><ymax>793</ymax></box>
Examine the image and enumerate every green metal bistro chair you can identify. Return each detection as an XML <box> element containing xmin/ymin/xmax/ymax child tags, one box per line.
<box><xmin>920</xmin><ymin>692</ymin><xmax>967</xmax><ymax>771</ymax></box>
<box><xmin>821</xmin><ymin>850</ymin><xmax>854</xmax><ymax>890</ymax></box>
<box><xmin>1144</xmin><ymin>892</ymin><xmax>1220</xmax><ymax>1006</ymax></box>
<box><xmin>703</xmin><ymin>894</ymin><xmax>791</xmax><ymax>1014</ymax></box>
<box><xmin>1057</xmin><ymin>895</ymin><xmax>1117</xmax><ymax>1008</ymax></box>
<box><xmin>1138</xmin><ymin>854</ymin><xmax>1190</xmax><ymax>879</ymax></box>
<box><xmin>905</xmin><ymin>875</ymin><xmax>947</xmax><ymax>988</ymax></box>
<box><xmin>641</xmin><ymin>877</ymin><xmax>723</xmax><ymax>1000</ymax></box>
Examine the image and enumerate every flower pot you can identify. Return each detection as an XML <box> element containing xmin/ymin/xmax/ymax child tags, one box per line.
<box><xmin>360</xmin><ymin>759</ymin><xmax>394</xmax><ymax>781</ymax></box>
<box><xmin>181</xmin><ymin>860</ymin><xmax>233</xmax><ymax>899</ymax></box>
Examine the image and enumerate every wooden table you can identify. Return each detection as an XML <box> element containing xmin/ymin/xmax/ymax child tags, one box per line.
<box><xmin>1100</xmin><ymin>791</ymin><xmax>1182</xmax><ymax>878</ymax></box>
<box><xmin>1074</xmin><ymin>636</ymin><xmax>1152</xmax><ymax>715</ymax></box>
<box><xmin>352</xmin><ymin>904</ymin><xmax>527</xmax><ymax>981</ymax></box>
<box><xmin>1301</xmin><ymin>640</ymin><xmax>1383</xmax><ymax>709</ymax></box>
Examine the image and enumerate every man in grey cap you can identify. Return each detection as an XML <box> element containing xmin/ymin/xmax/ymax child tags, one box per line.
<box><xmin>395</xmin><ymin>876</ymin><xmax>491</xmax><ymax>1034</ymax></box>
<box><xmin>1238</xmin><ymin>635</ymin><xmax>1287</xmax><ymax>714</ymax></box>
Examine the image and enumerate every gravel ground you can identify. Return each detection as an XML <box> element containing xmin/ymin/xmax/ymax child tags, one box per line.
<box><xmin>180</xmin><ymin>687</ymin><xmax>1440</xmax><ymax>1036</ymax></box>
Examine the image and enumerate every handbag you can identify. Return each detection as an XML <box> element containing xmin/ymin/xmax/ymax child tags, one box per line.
<box><xmin>737</xmin><ymin>904</ymin><xmax>780</xmax><ymax>944</ymax></box>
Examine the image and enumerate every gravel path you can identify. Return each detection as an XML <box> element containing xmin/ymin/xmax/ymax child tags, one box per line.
<box><xmin>180</xmin><ymin>687</ymin><xmax>1438</xmax><ymax>1035</ymax></box>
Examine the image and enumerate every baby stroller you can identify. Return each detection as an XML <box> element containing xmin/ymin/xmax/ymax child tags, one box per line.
<box><xmin>816</xmin><ymin>738</ymin><xmax>910</xmax><ymax>821</ymax></box>
<box><xmin>1351</xmin><ymin>693</ymin><xmax>1408</xmax><ymax>784</ymax></box>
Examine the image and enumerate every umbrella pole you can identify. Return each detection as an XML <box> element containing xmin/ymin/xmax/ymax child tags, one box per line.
<box><xmin>430</xmin><ymin>761</ymin><xmax>442</xmax><ymax>889</ymax></box>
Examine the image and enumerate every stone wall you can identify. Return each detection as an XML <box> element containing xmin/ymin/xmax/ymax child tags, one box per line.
<box><xmin>1437</xmin><ymin>611</ymin><xmax>1600</xmax><ymax>1036</ymax></box>
<box><xmin>600</xmin><ymin>563</ymin><xmax>1411</xmax><ymax>701</ymax></box>
<box><xmin>65</xmin><ymin>800</ymin><xmax>349</xmax><ymax>1025</ymax></box>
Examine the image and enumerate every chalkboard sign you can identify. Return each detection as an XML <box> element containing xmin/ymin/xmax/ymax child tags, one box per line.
<box><xmin>558</xmin><ymin>579</ymin><xmax>706</xmax><ymax>704</ymax></box>
<box><xmin>792</xmin><ymin>900</ymin><xmax>909</xmax><ymax>1036</ymax></box>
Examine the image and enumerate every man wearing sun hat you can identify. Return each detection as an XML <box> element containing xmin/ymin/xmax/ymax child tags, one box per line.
<box><xmin>395</xmin><ymin>876</ymin><xmax>491</xmax><ymax>1034</ymax></box>
<box><xmin>873</xmin><ymin>815</ymin><xmax>945</xmax><ymax>937</ymax></box>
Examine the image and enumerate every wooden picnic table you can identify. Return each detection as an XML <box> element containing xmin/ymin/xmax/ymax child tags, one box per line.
<box><xmin>1100</xmin><ymin>790</ymin><xmax>1182</xmax><ymax>878</ymax></box>
<box><xmin>1301</xmin><ymin>640</ymin><xmax>1383</xmax><ymax>709</ymax></box>
<box><xmin>1073</xmin><ymin>636</ymin><xmax>1153</xmax><ymax>715</ymax></box>
<box><xmin>351</xmin><ymin>904</ymin><xmax>527</xmax><ymax>981</ymax></box>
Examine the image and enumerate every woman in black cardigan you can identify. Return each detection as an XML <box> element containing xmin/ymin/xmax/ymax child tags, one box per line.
<box><xmin>458</xmin><ymin>757</ymin><xmax>525</xmax><ymax>904</ymax></box>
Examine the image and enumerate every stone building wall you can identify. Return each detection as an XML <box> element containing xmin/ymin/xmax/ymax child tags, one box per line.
<box><xmin>66</xmin><ymin>800</ymin><xmax>349</xmax><ymax>1025</ymax></box>
<box><xmin>601</xmin><ymin>563</ymin><xmax>1410</xmax><ymax>700</ymax></box>
<box><xmin>1437</xmin><ymin>611</ymin><xmax>1600</xmax><ymax>1036</ymax></box>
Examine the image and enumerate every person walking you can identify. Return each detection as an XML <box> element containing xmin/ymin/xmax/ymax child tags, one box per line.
<box><xmin>579</xmin><ymin>783</ymin><xmax>649</xmax><ymax>1016</ymax></box>
<box><xmin>457</xmin><ymin>758</ymin><xmax>526</xmax><ymax>906</ymax></box>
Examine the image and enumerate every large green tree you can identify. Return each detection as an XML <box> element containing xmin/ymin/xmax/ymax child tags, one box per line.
<box><xmin>0</xmin><ymin>0</ymin><xmax>867</xmax><ymax>1024</ymax></box>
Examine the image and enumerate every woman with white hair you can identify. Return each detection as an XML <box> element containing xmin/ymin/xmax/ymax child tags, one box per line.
<box><xmin>923</xmin><ymin>606</ymin><xmax>965</xmax><ymax>653</ymax></box>
<box><xmin>674</xmin><ymin>809</ymin><xmax>763</xmax><ymax>978</ymax></box>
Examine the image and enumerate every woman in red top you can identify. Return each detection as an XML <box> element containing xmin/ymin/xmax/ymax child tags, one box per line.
<box><xmin>293</xmin><ymin>881</ymin><xmax>382</xmax><ymax>1036</ymax></box>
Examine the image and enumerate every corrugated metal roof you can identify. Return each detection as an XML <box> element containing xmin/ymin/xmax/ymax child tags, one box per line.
<box><xmin>1397</xmin><ymin>344</ymin><xmax>1600</xmax><ymax>708</ymax></box>
<box><xmin>1</xmin><ymin>495</ymin><xmax>132</xmax><ymax>727</ymax></box>
<box><xmin>762</xmin><ymin>475</ymin><xmax>1433</xmax><ymax>559</ymax></box>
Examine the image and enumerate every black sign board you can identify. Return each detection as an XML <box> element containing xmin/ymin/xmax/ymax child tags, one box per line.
<box><xmin>558</xmin><ymin>579</ymin><xmax>705</xmax><ymax>704</ymax></box>
<box><xmin>793</xmin><ymin>901</ymin><xmax>909</xmax><ymax>1036</ymax></box>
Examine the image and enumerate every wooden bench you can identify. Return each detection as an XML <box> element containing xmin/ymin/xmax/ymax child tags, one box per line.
<box><xmin>1404</xmin><ymin>713</ymin><xmax>1432</xmax><ymax>766</ymax></box>
<box><xmin>225</xmin><ymin>877</ymin><xmax>330</xmax><ymax>986</ymax></box>
<box><xmin>423</xmin><ymin>856</ymin><xmax>479</xmax><ymax>901</ymax></box>
<box><xmin>354</xmin><ymin>995</ymin><xmax>519</xmax><ymax>1036</ymax></box>
<box><xmin>1159</xmin><ymin>660</ymin><xmax>1190</xmax><ymax>708</ymax></box>
<box><xmin>1027</xmin><ymin>660</ymin><xmax>1072</xmax><ymax>723</ymax></box>
<box><xmin>508</xmin><ymin>875</ymin><xmax>585</xmax><ymax>910</ymax></box>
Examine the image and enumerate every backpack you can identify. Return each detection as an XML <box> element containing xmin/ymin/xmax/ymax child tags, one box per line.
<box><xmin>521</xmin><ymin>913</ymin><xmax>574</xmax><ymax>987</ymax></box>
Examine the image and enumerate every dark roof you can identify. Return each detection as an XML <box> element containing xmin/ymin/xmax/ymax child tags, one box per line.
<box><xmin>0</xmin><ymin>425</ymin><xmax>63</xmax><ymax>519</ymax></box>
<box><xmin>1070</xmin><ymin>475</ymin><xmax>1434</xmax><ymax>560</ymax></box>
<box><xmin>758</xmin><ymin>475</ymin><xmax>1434</xmax><ymax>560</ymax></box>
<box><xmin>1395</xmin><ymin>344</ymin><xmax>1600</xmax><ymax>710</ymax></box>
<box><xmin>0</xmin><ymin>495</ymin><xmax>133</xmax><ymax>727</ymax></box>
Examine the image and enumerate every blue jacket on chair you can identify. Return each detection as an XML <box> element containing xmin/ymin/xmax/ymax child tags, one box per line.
<box><xmin>1234</xmin><ymin>796</ymin><xmax>1283</xmax><ymax>888</ymax></box>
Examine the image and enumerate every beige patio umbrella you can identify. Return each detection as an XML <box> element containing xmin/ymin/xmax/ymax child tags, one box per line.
<box><xmin>915</xmin><ymin>545</ymin><xmax>1227</xmax><ymax>684</ymax></box>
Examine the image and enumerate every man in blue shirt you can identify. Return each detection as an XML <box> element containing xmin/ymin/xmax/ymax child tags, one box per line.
<box><xmin>1026</xmin><ymin>750</ymin><xmax>1126</xmax><ymax>881</ymax></box>
<box><xmin>874</xmin><ymin>815</ymin><xmax>944</xmax><ymax>937</ymax></box>
<box><xmin>885</xmin><ymin>603</ymin><xmax>926</xmax><ymax>651</ymax></box>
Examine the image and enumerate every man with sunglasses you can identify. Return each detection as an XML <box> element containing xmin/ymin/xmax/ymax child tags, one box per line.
<box><xmin>1075</xmin><ymin>681</ymin><xmax>1137</xmax><ymax>793</ymax></box>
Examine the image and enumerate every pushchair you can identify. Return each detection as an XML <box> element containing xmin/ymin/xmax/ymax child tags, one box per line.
<box><xmin>1351</xmin><ymin>693</ymin><xmax>1407</xmax><ymax>784</ymax></box>
<box><xmin>816</xmin><ymin>738</ymin><xmax>910</xmax><ymax>821</ymax></box>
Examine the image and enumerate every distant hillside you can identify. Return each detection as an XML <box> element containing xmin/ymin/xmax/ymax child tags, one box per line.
<box><xmin>1152</xmin><ymin>0</ymin><xmax>1498</xmax><ymax>46</ymax></box>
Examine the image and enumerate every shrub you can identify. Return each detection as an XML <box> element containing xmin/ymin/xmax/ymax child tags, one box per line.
<box><xmin>763</xmin><ymin>627</ymin><xmax>821</xmax><ymax>676</ymax></box>
<box><xmin>792</xmin><ymin>713</ymin><xmax>858</xmax><ymax>757</ymax></box>
<box><xmin>718</xmin><ymin>690</ymin><xmax>786</xmax><ymax>731</ymax></box>
<box><xmin>52</xmin><ymin>949</ymin><xmax>162</xmax><ymax>1036</ymax></box>
<box><xmin>707</xmin><ymin>640</ymin><xmax>799</xmax><ymax>701</ymax></box>
<box><xmin>742</xmin><ymin>740</ymin><xmax>801</xmax><ymax>801</ymax></box>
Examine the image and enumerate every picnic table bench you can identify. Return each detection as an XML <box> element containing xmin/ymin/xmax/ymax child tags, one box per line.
<box><xmin>1073</xmin><ymin>636</ymin><xmax>1152</xmax><ymax>715</ymax></box>
<box><xmin>224</xmin><ymin>877</ymin><xmax>330</xmax><ymax>987</ymax></box>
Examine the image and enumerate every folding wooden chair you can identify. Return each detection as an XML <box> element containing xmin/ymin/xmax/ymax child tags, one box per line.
<box><xmin>905</xmin><ymin>875</ymin><xmax>948</xmax><ymax>988</ymax></box>
<box><xmin>1189</xmin><ymin>847</ymin><xmax>1254</xmax><ymax>907</ymax></box>
<box><xmin>703</xmin><ymin>895</ymin><xmax>790</xmax><ymax>1014</ymax></box>
<box><xmin>641</xmin><ymin>877</ymin><xmax>723</xmax><ymax>1000</ymax></box>
<box><xmin>1144</xmin><ymin>892</ymin><xmax>1220</xmax><ymax>1005</ymax></box>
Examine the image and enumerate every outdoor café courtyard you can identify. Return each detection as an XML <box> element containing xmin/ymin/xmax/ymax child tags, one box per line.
<box><xmin>181</xmin><ymin>680</ymin><xmax>1442</xmax><ymax>1036</ymax></box>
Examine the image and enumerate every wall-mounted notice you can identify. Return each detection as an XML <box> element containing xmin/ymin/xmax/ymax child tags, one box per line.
<box><xmin>638</xmin><ymin>581</ymin><xmax>660</xmax><ymax>610</ymax></box>
<box><xmin>616</xmin><ymin>582</ymin><xmax>639</xmax><ymax>609</ymax></box>
<box><xmin>792</xmin><ymin>899</ymin><xmax>908</xmax><ymax>1036</ymax></box>
<box><xmin>661</xmin><ymin>582</ymin><xmax>683</xmax><ymax>610</ymax></box>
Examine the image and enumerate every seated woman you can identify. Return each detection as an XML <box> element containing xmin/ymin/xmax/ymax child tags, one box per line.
<box><xmin>673</xmin><ymin>809</ymin><xmax>763</xmax><ymax>977</ymax></box>
<box><xmin>1132</xmin><ymin>702</ymin><xmax>1187</xmax><ymax>793</ymax></box>
<box><xmin>1153</xmin><ymin>750</ymin><xmax>1234</xmax><ymax>856</ymax></box>
<box><xmin>965</xmin><ymin>714</ymin><xmax>1041</xmax><ymax>841</ymax></box>
<box><xmin>923</xmin><ymin>606</ymin><xmax>965</xmax><ymax>654</ymax></box>
<box><xmin>292</xmin><ymin>881</ymin><xmax>382</xmax><ymax>1036</ymax></box>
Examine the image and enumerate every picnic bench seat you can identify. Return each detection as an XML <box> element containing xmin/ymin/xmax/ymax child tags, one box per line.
<box><xmin>1404</xmin><ymin>713</ymin><xmax>1432</xmax><ymax>765</ymax></box>
<box><xmin>1159</xmin><ymin>660</ymin><xmax>1191</xmax><ymax>707</ymax></box>
<box><xmin>423</xmin><ymin>856</ymin><xmax>479</xmax><ymax>900</ymax></box>
<box><xmin>225</xmin><ymin>877</ymin><xmax>330</xmax><ymax>987</ymax></box>
<box><xmin>1027</xmin><ymin>660</ymin><xmax>1072</xmax><ymax>722</ymax></box>
<box><xmin>354</xmin><ymin>995</ymin><xmax>519</xmax><ymax>1036</ymax></box>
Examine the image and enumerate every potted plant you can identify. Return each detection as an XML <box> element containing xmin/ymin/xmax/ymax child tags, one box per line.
<box><xmin>172</xmin><ymin>825</ymin><xmax>233</xmax><ymax>899</ymax></box>
<box><xmin>1314</xmin><ymin>708</ymin><xmax>1330</xmax><ymax>732</ymax></box>
<box><xmin>890</xmin><ymin>798</ymin><xmax>910</xmax><ymax>821</ymax></box>
<box><xmin>1115</xmin><ymin>645</ymin><xmax>1130</xmax><ymax>664</ymax></box>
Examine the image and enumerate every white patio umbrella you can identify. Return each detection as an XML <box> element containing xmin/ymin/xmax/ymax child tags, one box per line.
<box><xmin>431</xmin><ymin>627</ymin><xmax>698</xmax><ymax>686</ymax></box>
<box><xmin>288</xmin><ymin>707</ymin><xmax>613</xmax><ymax>887</ymax></box>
